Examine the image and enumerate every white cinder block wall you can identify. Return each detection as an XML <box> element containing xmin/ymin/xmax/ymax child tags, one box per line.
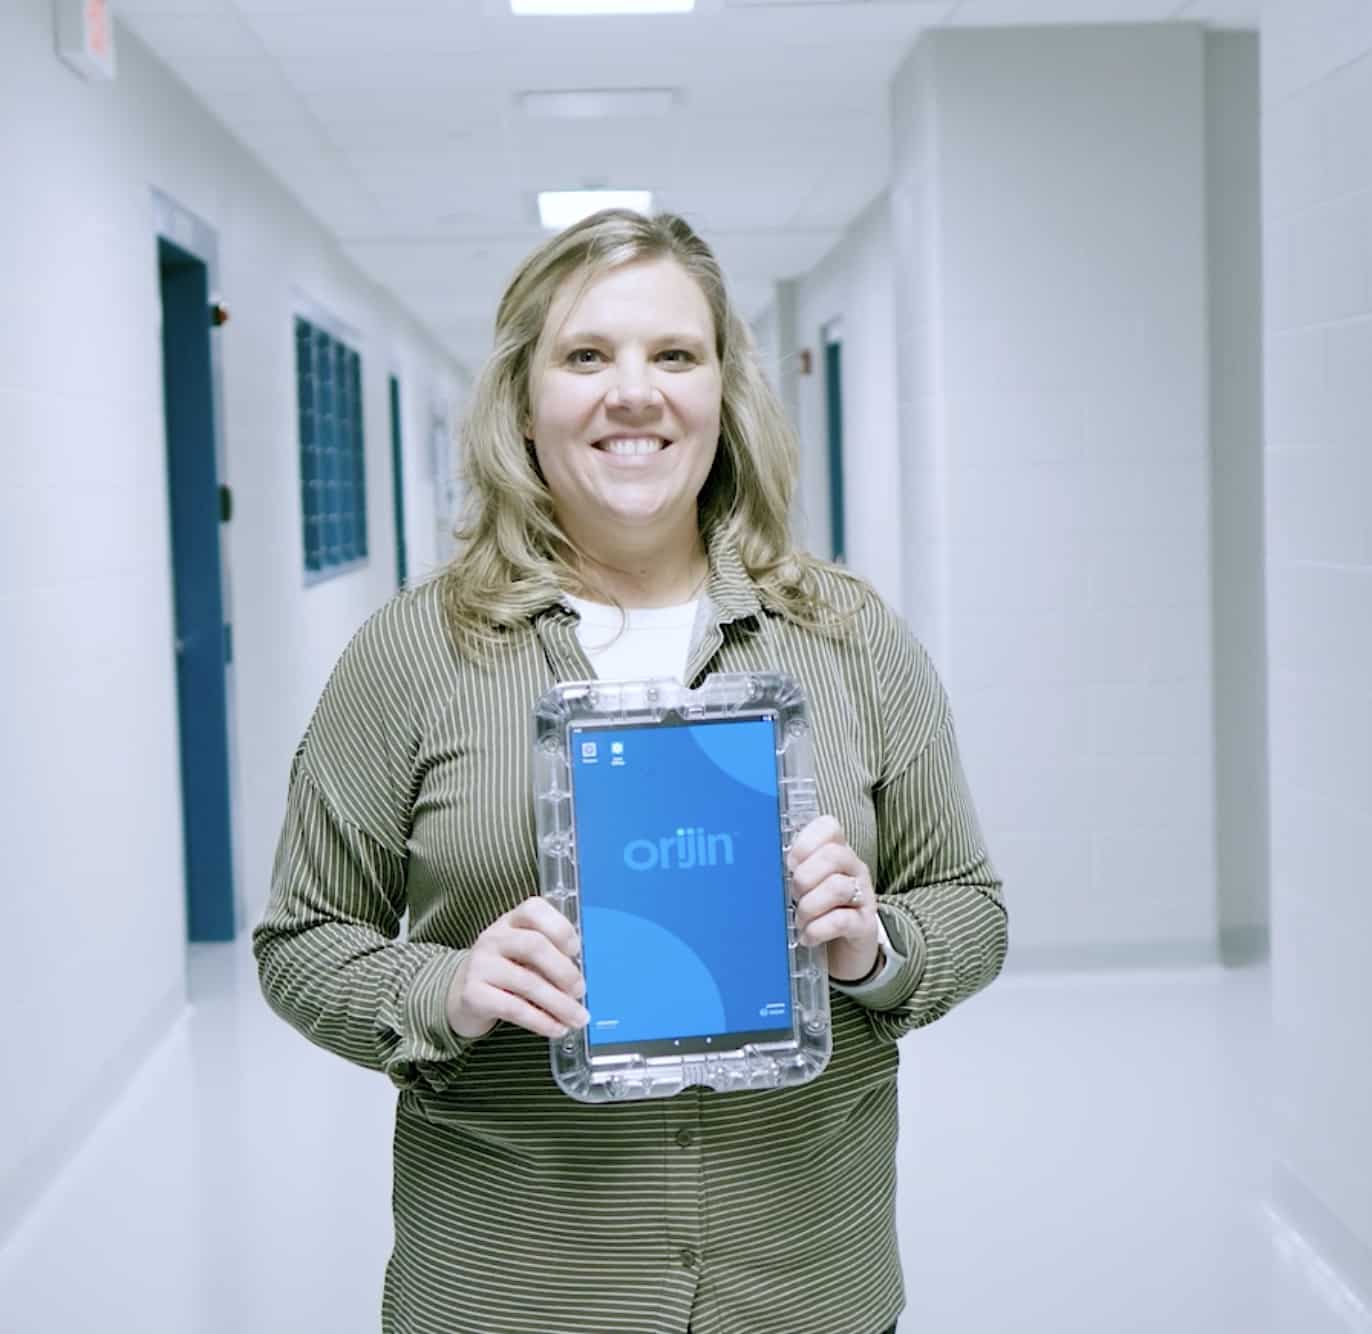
<box><xmin>889</xmin><ymin>25</ymin><xmax>1222</xmax><ymax>967</ymax></box>
<box><xmin>889</xmin><ymin>38</ymin><xmax>947</xmax><ymax>667</ymax></box>
<box><xmin>750</xmin><ymin>301</ymin><xmax>781</xmax><ymax>394</ymax></box>
<box><xmin>792</xmin><ymin>194</ymin><xmax>902</xmax><ymax>610</ymax></box>
<box><xmin>0</xmin><ymin>1</ymin><xmax>461</xmax><ymax>1244</ymax></box>
<box><xmin>1262</xmin><ymin>0</ymin><xmax>1372</xmax><ymax>1294</ymax></box>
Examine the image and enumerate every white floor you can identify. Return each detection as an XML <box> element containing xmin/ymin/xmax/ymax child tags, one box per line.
<box><xmin>0</xmin><ymin>943</ymin><xmax>1366</xmax><ymax>1334</ymax></box>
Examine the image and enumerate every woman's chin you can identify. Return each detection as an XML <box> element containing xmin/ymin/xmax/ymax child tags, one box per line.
<box><xmin>587</xmin><ymin>490</ymin><xmax>692</xmax><ymax>530</ymax></box>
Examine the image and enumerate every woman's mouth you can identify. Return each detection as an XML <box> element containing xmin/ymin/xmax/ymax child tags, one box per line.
<box><xmin>593</xmin><ymin>436</ymin><xmax>669</xmax><ymax>456</ymax></box>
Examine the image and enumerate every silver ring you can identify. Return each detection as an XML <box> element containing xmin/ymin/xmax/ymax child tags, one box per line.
<box><xmin>847</xmin><ymin>876</ymin><xmax>864</xmax><ymax>908</ymax></box>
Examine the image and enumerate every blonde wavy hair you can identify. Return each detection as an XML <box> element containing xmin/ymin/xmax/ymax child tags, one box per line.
<box><xmin>441</xmin><ymin>208</ymin><xmax>860</xmax><ymax>651</ymax></box>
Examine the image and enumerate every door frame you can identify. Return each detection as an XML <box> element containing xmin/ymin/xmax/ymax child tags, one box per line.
<box><xmin>151</xmin><ymin>188</ymin><xmax>244</xmax><ymax>940</ymax></box>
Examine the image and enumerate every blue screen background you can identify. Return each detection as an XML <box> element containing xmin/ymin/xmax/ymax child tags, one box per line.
<box><xmin>570</xmin><ymin>717</ymin><xmax>793</xmax><ymax>1048</ymax></box>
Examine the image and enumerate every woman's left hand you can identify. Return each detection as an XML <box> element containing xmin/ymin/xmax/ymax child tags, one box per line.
<box><xmin>786</xmin><ymin>814</ymin><xmax>881</xmax><ymax>984</ymax></box>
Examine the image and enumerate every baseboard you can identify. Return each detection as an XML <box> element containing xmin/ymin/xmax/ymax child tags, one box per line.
<box><xmin>1268</xmin><ymin>1162</ymin><xmax>1372</xmax><ymax>1329</ymax></box>
<box><xmin>0</xmin><ymin>983</ymin><xmax>186</xmax><ymax>1250</ymax></box>
<box><xmin>1003</xmin><ymin>938</ymin><xmax>1222</xmax><ymax>973</ymax></box>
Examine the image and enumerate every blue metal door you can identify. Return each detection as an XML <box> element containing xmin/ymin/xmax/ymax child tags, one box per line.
<box><xmin>824</xmin><ymin>338</ymin><xmax>846</xmax><ymax>564</ymax></box>
<box><xmin>158</xmin><ymin>238</ymin><xmax>235</xmax><ymax>941</ymax></box>
<box><xmin>389</xmin><ymin>375</ymin><xmax>408</xmax><ymax>588</ymax></box>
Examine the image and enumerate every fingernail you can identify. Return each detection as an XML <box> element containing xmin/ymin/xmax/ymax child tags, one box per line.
<box><xmin>553</xmin><ymin>1026</ymin><xmax>569</xmax><ymax>1039</ymax></box>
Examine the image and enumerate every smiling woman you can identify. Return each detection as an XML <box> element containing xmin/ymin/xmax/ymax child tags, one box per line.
<box><xmin>253</xmin><ymin>208</ymin><xmax>1007</xmax><ymax>1334</ymax></box>
<box><xmin>441</xmin><ymin>208</ymin><xmax>842</xmax><ymax>643</ymax></box>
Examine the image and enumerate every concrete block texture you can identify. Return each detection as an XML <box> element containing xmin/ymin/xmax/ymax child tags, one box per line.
<box><xmin>1264</xmin><ymin>0</ymin><xmax>1372</xmax><ymax>1302</ymax></box>
<box><xmin>889</xmin><ymin>24</ymin><xmax>1222</xmax><ymax>965</ymax></box>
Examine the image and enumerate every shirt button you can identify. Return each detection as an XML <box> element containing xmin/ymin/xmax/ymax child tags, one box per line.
<box><xmin>680</xmin><ymin>1248</ymin><xmax>698</xmax><ymax>1270</ymax></box>
<box><xmin>675</xmin><ymin>1126</ymin><xmax>696</xmax><ymax>1148</ymax></box>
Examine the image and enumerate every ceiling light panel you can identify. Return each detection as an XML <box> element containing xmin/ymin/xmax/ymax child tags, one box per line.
<box><xmin>520</xmin><ymin>88</ymin><xmax>678</xmax><ymax>119</ymax></box>
<box><xmin>538</xmin><ymin>190</ymin><xmax>653</xmax><ymax>228</ymax></box>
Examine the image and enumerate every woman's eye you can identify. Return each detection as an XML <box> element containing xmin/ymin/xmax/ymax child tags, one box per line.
<box><xmin>657</xmin><ymin>349</ymin><xmax>695</xmax><ymax>366</ymax></box>
<box><xmin>568</xmin><ymin>348</ymin><xmax>604</xmax><ymax>367</ymax></box>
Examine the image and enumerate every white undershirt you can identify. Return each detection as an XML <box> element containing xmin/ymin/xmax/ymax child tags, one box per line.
<box><xmin>564</xmin><ymin>593</ymin><xmax>905</xmax><ymax>997</ymax></box>
<box><xmin>565</xmin><ymin>594</ymin><xmax>700</xmax><ymax>684</ymax></box>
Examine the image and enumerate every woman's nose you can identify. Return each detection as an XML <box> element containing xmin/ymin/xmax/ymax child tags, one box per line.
<box><xmin>605</xmin><ymin>365</ymin><xmax>660</xmax><ymax>412</ymax></box>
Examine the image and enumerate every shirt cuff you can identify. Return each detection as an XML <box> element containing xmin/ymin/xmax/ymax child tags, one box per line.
<box><xmin>386</xmin><ymin>947</ymin><xmax>483</xmax><ymax>1092</ymax></box>
<box><xmin>830</xmin><ymin>912</ymin><xmax>906</xmax><ymax>998</ymax></box>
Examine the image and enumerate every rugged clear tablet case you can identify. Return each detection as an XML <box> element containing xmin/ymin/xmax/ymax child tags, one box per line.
<box><xmin>533</xmin><ymin>672</ymin><xmax>832</xmax><ymax>1103</ymax></box>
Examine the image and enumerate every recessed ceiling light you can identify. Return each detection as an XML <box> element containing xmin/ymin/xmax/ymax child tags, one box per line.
<box><xmin>520</xmin><ymin>89</ymin><xmax>678</xmax><ymax>119</ymax></box>
<box><xmin>538</xmin><ymin>190</ymin><xmax>654</xmax><ymax>229</ymax></box>
<box><xmin>512</xmin><ymin>0</ymin><xmax>693</xmax><ymax>14</ymax></box>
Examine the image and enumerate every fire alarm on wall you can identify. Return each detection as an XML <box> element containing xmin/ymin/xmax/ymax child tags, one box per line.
<box><xmin>55</xmin><ymin>0</ymin><xmax>117</xmax><ymax>82</ymax></box>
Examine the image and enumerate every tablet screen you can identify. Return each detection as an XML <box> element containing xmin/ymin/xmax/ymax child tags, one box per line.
<box><xmin>568</xmin><ymin>713</ymin><xmax>794</xmax><ymax>1058</ymax></box>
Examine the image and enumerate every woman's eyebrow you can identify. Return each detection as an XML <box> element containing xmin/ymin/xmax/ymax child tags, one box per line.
<box><xmin>554</xmin><ymin>329</ymin><xmax>710</xmax><ymax>348</ymax></box>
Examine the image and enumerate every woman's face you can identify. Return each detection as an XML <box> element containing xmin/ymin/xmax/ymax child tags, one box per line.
<box><xmin>527</xmin><ymin>256</ymin><xmax>722</xmax><ymax>545</ymax></box>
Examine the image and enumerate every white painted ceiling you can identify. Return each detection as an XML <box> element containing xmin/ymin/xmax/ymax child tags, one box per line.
<box><xmin>115</xmin><ymin>0</ymin><xmax>1261</xmax><ymax>369</ymax></box>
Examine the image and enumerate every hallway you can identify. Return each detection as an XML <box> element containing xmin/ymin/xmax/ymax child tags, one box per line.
<box><xmin>0</xmin><ymin>941</ymin><xmax>1348</xmax><ymax>1334</ymax></box>
<box><xmin>4</xmin><ymin>0</ymin><xmax>1372</xmax><ymax>1326</ymax></box>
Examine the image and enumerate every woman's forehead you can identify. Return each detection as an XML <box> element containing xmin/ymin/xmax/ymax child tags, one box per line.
<box><xmin>543</xmin><ymin>256</ymin><xmax>715</xmax><ymax>341</ymax></box>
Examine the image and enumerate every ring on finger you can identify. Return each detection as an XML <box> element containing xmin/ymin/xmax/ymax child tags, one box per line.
<box><xmin>847</xmin><ymin>875</ymin><xmax>864</xmax><ymax>908</ymax></box>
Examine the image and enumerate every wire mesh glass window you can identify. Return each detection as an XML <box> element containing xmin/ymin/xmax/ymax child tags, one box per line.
<box><xmin>295</xmin><ymin>317</ymin><xmax>367</xmax><ymax>580</ymax></box>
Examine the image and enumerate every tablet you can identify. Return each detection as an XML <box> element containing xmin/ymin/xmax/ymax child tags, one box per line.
<box><xmin>533</xmin><ymin>673</ymin><xmax>833</xmax><ymax>1103</ymax></box>
<box><xmin>569</xmin><ymin>713</ymin><xmax>793</xmax><ymax>1059</ymax></box>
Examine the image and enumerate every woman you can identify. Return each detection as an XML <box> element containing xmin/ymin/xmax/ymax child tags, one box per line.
<box><xmin>254</xmin><ymin>209</ymin><xmax>1007</xmax><ymax>1334</ymax></box>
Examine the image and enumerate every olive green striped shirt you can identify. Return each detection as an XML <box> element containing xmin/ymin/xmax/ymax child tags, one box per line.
<box><xmin>253</xmin><ymin>533</ymin><xmax>1007</xmax><ymax>1334</ymax></box>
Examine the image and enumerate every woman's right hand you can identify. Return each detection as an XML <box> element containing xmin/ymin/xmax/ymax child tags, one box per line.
<box><xmin>444</xmin><ymin>897</ymin><xmax>590</xmax><ymax>1040</ymax></box>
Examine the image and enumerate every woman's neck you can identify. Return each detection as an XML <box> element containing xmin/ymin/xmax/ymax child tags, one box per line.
<box><xmin>564</xmin><ymin>521</ymin><xmax>709</xmax><ymax>609</ymax></box>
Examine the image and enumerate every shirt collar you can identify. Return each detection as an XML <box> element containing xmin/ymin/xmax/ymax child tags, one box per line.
<box><xmin>700</xmin><ymin>524</ymin><xmax>763</xmax><ymax>625</ymax></box>
<box><xmin>536</xmin><ymin>524</ymin><xmax>763</xmax><ymax>627</ymax></box>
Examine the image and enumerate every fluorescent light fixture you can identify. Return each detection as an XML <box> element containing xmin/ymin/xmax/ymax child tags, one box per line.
<box><xmin>513</xmin><ymin>0</ymin><xmax>693</xmax><ymax>14</ymax></box>
<box><xmin>520</xmin><ymin>89</ymin><xmax>678</xmax><ymax>119</ymax></box>
<box><xmin>538</xmin><ymin>190</ymin><xmax>653</xmax><ymax>230</ymax></box>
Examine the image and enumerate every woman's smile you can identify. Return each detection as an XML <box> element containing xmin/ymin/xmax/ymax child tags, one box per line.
<box><xmin>592</xmin><ymin>434</ymin><xmax>671</xmax><ymax>458</ymax></box>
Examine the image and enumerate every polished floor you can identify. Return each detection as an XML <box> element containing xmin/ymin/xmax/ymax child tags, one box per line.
<box><xmin>0</xmin><ymin>941</ymin><xmax>1365</xmax><ymax>1334</ymax></box>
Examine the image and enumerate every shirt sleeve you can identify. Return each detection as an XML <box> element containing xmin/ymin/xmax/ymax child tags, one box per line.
<box><xmin>844</xmin><ymin>597</ymin><xmax>1009</xmax><ymax>1040</ymax></box>
<box><xmin>252</xmin><ymin>603</ymin><xmax>482</xmax><ymax>1093</ymax></box>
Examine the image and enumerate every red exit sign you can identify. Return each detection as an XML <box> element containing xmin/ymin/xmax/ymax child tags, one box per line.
<box><xmin>56</xmin><ymin>0</ymin><xmax>117</xmax><ymax>82</ymax></box>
